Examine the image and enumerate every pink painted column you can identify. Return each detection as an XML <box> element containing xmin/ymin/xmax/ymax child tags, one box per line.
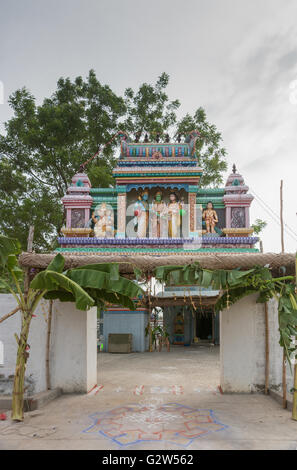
<box><xmin>245</xmin><ymin>207</ymin><xmax>250</xmax><ymax>227</ymax></box>
<box><xmin>66</xmin><ymin>209</ymin><xmax>72</xmax><ymax>228</ymax></box>
<box><xmin>116</xmin><ymin>192</ymin><xmax>127</xmax><ymax>238</ymax></box>
<box><xmin>189</xmin><ymin>193</ymin><xmax>196</xmax><ymax>236</ymax></box>
<box><xmin>225</xmin><ymin>206</ymin><xmax>231</xmax><ymax>228</ymax></box>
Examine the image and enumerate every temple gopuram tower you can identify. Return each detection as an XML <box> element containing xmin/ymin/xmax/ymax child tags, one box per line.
<box><xmin>58</xmin><ymin>131</ymin><xmax>258</xmax><ymax>254</ymax></box>
<box><xmin>57</xmin><ymin>131</ymin><xmax>259</xmax><ymax>352</ymax></box>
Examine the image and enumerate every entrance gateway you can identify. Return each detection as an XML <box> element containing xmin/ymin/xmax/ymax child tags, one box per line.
<box><xmin>57</xmin><ymin>131</ymin><xmax>257</xmax><ymax>352</ymax></box>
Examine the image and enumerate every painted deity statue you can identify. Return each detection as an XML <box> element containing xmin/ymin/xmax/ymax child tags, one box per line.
<box><xmin>173</xmin><ymin>311</ymin><xmax>185</xmax><ymax>345</ymax></box>
<box><xmin>202</xmin><ymin>201</ymin><xmax>218</xmax><ymax>234</ymax></box>
<box><xmin>133</xmin><ymin>190</ymin><xmax>149</xmax><ymax>238</ymax></box>
<box><xmin>151</xmin><ymin>191</ymin><xmax>167</xmax><ymax>238</ymax></box>
<box><xmin>92</xmin><ymin>203</ymin><xmax>114</xmax><ymax>238</ymax></box>
<box><xmin>167</xmin><ymin>192</ymin><xmax>181</xmax><ymax>238</ymax></box>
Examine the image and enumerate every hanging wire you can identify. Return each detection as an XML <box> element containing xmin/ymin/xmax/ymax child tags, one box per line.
<box><xmin>249</xmin><ymin>188</ymin><xmax>297</xmax><ymax>243</ymax></box>
<box><xmin>227</xmin><ymin>162</ymin><xmax>297</xmax><ymax>243</ymax></box>
<box><xmin>250</xmin><ymin>187</ymin><xmax>297</xmax><ymax>240</ymax></box>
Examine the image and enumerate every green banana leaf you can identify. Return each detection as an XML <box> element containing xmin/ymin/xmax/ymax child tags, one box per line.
<box><xmin>43</xmin><ymin>290</ymin><xmax>75</xmax><ymax>303</ymax></box>
<box><xmin>86</xmin><ymin>288</ymin><xmax>136</xmax><ymax>310</ymax></box>
<box><xmin>71</xmin><ymin>263</ymin><xmax>120</xmax><ymax>280</ymax></box>
<box><xmin>0</xmin><ymin>235</ymin><xmax>21</xmax><ymax>265</ymax></box>
<box><xmin>30</xmin><ymin>270</ymin><xmax>95</xmax><ymax>311</ymax></box>
<box><xmin>46</xmin><ymin>253</ymin><xmax>65</xmax><ymax>273</ymax></box>
<box><xmin>226</xmin><ymin>268</ymin><xmax>255</xmax><ymax>287</ymax></box>
<box><xmin>201</xmin><ymin>270</ymin><xmax>213</xmax><ymax>288</ymax></box>
<box><xmin>256</xmin><ymin>289</ymin><xmax>274</xmax><ymax>303</ymax></box>
<box><xmin>7</xmin><ymin>255</ymin><xmax>24</xmax><ymax>280</ymax></box>
<box><xmin>43</xmin><ymin>287</ymin><xmax>137</xmax><ymax>310</ymax></box>
<box><xmin>154</xmin><ymin>265</ymin><xmax>184</xmax><ymax>282</ymax></box>
<box><xmin>30</xmin><ymin>254</ymin><xmax>143</xmax><ymax>311</ymax></box>
<box><xmin>215</xmin><ymin>287</ymin><xmax>258</xmax><ymax>312</ymax></box>
<box><xmin>67</xmin><ymin>268</ymin><xmax>143</xmax><ymax>299</ymax></box>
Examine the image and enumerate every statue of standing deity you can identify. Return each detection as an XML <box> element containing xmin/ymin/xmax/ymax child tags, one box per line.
<box><xmin>92</xmin><ymin>203</ymin><xmax>114</xmax><ymax>238</ymax></box>
<box><xmin>202</xmin><ymin>201</ymin><xmax>218</xmax><ymax>234</ymax></box>
<box><xmin>167</xmin><ymin>192</ymin><xmax>181</xmax><ymax>238</ymax></box>
<box><xmin>151</xmin><ymin>191</ymin><xmax>167</xmax><ymax>238</ymax></box>
<box><xmin>133</xmin><ymin>190</ymin><xmax>149</xmax><ymax>238</ymax></box>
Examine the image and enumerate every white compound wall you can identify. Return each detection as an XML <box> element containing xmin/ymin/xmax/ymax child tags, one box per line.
<box><xmin>0</xmin><ymin>293</ymin><xmax>291</xmax><ymax>396</ymax></box>
<box><xmin>220</xmin><ymin>294</ymin><xmax>291</xmax><ymax>393</ymax></box>
<box><xmin>0</xmin><ymin>295</ymin><xmax>97</xmax><ymax>394</ymax></box>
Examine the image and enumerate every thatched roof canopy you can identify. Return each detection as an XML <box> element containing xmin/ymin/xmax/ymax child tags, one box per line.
<box><xmin>19</xmin><ymin>251</ymin><xmax>296</xmax><ymax>276</ymax></box>
<box><xmin>150</xmin><ymin>295</ymin><xmax>220</xmax><ymax>308</ymax></box>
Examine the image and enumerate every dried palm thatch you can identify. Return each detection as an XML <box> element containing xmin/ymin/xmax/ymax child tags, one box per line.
<box><xmin>150</xmin><ymin>295</ymin><xmax>219</xmax><ymax>308</ymax></box>
<box><xmin>19</xmin><ymin>251</ymin><xmax>296</xmax><ymax>276</ymax></box>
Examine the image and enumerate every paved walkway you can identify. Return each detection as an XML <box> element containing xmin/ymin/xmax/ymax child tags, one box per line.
<box><xmin>1</xmin><ymin>346</ymin><xmax>297</xmax><ymax>450</ymax></box>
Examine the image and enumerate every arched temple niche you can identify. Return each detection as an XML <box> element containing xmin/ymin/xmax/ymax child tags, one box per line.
<box><xmin>60</xmin><ymin>133</ymin><xmax>256</xmax><ymax>244</ymax></box>
<box><xmin>126</xmin><ymin>186</ymin><xmax>189</xmax><ymax>238</ymax></box>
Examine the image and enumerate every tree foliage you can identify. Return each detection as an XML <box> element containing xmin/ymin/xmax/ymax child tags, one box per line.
<box><xmin>0</xmin><ymin>71</ymin><xmax>227</xmax><ymax>250</ymax></box>
<box><xmin>251</xmin><ymin>218</ymin><xmax>267</xmax><ymax>235</ymax></box>
<box><xmin>176</xmin><ymin>108</ymin><xmax>227</xmax><ymax>187</ymax></box>
<box><xmin>123</xmin><ymin>72</ymin><xmax>180</xmax><ymax>136</ymax></box>
<box><xmin>0</xmin><ymin>71</ymin><xmax>126</xmax><ymax>250</ymax></box>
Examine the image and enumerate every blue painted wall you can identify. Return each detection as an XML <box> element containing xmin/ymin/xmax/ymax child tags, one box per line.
<box><xmin>103</xmin><ymin>310</ymin><xmax>149</xmax><ymax>352</ymax></box>
<box><xmin>163</xmin><ymin>306</ymin><xmax>194</xmax><ymax>345</ymax></box>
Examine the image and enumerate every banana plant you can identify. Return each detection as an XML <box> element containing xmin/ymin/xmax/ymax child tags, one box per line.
<box><xmin>292</xmin><ymin>254</ymin><xmax>297</xmax><ymax>421</ymax></box>
<box><xmin>154</xmin><ymin>260</ymin><xmax>297</xmax><ymax>420</ymax></box>
<box><xmin>154</xmin><ymin>262</ymin><xmax>297</xmax><ymax>362</ymax></box>
<box><xmin>0</xmin><ymin>235</ymin><xmax>144</xmax><ymax>421</ymax></box>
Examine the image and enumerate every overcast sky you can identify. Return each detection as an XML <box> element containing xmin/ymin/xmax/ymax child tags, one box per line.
<box><xmin>1</xmin><ymin>0</ymin><xmax>297</xmax><ymax>253</ymax></box>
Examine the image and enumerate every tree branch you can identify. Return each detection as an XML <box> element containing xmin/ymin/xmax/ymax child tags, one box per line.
<box><xmin>25</xmin><ymin>169</ymin><xmax>57</xmax><ymax>188</ymax></box>
<box><xmin>0</xmin><ymin>306</ymin><xmax>20</xmax><ymax>324</ymax></box>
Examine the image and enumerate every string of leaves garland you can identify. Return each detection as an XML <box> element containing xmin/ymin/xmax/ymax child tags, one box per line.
<box><xmin>153</xmin><ymin>262</ymin><xmax>297</xmax><ymax>371</ymax></box>
<box><xmin>0</xmin><ymin>235</ymin><xmax>144</xmax><ymax>422</ymax></box>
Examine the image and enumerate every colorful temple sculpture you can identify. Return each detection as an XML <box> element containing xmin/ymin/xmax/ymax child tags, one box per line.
<box><xmin>57</xmin><ymin>131</ymin><xmax>258</xmax><ymax>352</ymax></box>
<box><xmin>57</xmin><ymin>131</ymin><xmax>258</xmax><ymax>256</ymax></box>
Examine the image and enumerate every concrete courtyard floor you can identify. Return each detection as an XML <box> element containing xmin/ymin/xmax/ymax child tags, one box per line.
<box><xmin>1</xmin><ymin>345</ymin><xmax>297</xmax><ymax>450</ymax></box>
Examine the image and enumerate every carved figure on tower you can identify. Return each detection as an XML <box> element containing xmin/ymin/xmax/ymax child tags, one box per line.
<box><xmin>134</xmin><ymin>190</ymin><xmax>149</xmax><ymax>238</ymax></box>
<box><xmin>202</xmin><ymin>201</ymin><xmax>218</xmax><ymax>234</ymax></box>
<box><xmin>92</xmin><ymin>203</ymin><xmax>114</xmax><ymax>238</ymax></box>
<box><xmin>167</xmin><ymin>192</ymin><xmax>181</xmax><ymax>238</ymax></box>
<box><xmin>151</xmin><ymin>191</ymin><xmax>167</xmax><ymax>238</ymax></box>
